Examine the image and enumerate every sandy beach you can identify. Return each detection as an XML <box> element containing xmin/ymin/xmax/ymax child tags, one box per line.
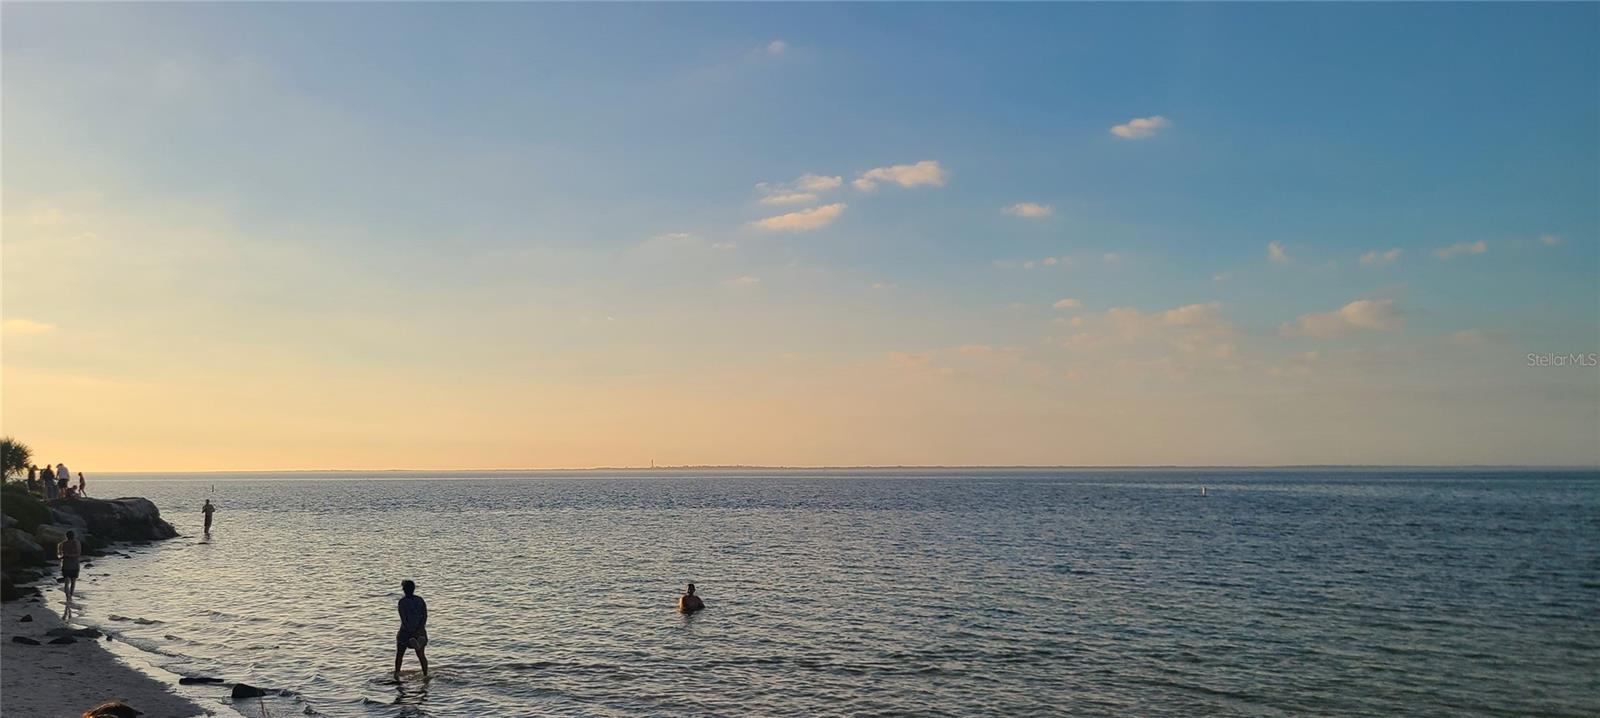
<box><xmin>2</xmin><ymin>592</ymin><xmax>212</xmax><ymax>717</ymax></box>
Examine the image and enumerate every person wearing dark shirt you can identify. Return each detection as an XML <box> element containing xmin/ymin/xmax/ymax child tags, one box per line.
<box><xmin>678</xmin><ymin>583</ymin><xmax>705</xmax><ymax>613</ymax></box>
<box><xmin>202</xmin><ymin>499</ymin><xmax>216</xmax><ymax>533</ymax></box>
<box><xmin>40</xmin><ymin>465</ymin><xmax>56</xmax><ymax>500</ymax></box>
<box><xmin>394</xmin><ymin>579</ymin><xmax>429</xmax><ymax>680</ymax></box>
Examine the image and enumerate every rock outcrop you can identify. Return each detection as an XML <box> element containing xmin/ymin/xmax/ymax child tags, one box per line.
<box><xmin>1</xmin><ymin>492</ymin><xmax>179</xmax><ymax>600</ymax></box>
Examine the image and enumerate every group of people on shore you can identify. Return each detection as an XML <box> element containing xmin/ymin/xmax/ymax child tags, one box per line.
<box><xmin>23</xmin><ymin>462</ymin><xmax>87</xmax><ymax>501</ymax></box>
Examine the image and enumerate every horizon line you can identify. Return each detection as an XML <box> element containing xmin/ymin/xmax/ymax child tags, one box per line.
<box><xmin>85</xmin><ymin>463</ymin><xmax>1600</xmax><ymax>475</ymax></box>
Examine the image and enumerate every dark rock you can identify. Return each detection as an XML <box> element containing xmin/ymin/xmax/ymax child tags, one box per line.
<box><xmin>179</xmin><ymin>676</ymin><xmax>223</xmax><ymax>685</ymax></box>
<box><xmin>2</xmin><ymin>527</ymin><xmax>48</xmax><ymax>563</ymax></box>
<box><xmin>19</xmin><ymin>614</ymin><xmax>32</xmax><ymax>622</ymax></box>
<box><xmin>48</xmin><ymin>635</ymin><xmax>76</xmax><ymax>644</ymax></box>
<box><xmin>50</xmin><ymin>498</ymin><xmax>178</xmax><ymax>542</ymax></box>
<box><xmin>230</xmin><ymin>683</ymin><xmax>267</xmax><ymax>699</ymax></box>
<box><xmin>11</xmin><ymin>636</ymin><xmax>40</xmax><ymax>645</ymax></box>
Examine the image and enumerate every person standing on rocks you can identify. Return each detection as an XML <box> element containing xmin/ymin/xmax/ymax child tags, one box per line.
<box><xmin>58</xmin><ymin>530</ymin><xmax>81</xmax><ymax>604</ymax></box>
<box><xmin>25</xmin><ymin>465</ymin><xmax>40</xmax><ymax>495</ymax></box>
<box><xmin>40</xmin><ymin>464</ymin><xmax>57</xmax><ymax>500</ymax></box>
<box><xmin>394</xmin><ymin>579</ymin><xmax>429</xmax><ymax>680</ymax></box>
<box><xmin>77</xmin><ymin>472</ymin><xmax>87</xmax><ymax>497</ymax></box>
<box><xmin>202</xmin><ymin>499</ymin><xmax>216</xmax><ymax>533</ymax></box>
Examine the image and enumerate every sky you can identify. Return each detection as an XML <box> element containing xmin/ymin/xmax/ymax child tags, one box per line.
<box><xmin>2</xmin><ymin>3</ymin><xmax>1597</xmax><ymax>470</ymax></box>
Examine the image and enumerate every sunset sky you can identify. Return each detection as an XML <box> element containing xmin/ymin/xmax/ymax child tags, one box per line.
<box><xmin>3</xmin><ymin>4</ymin><xmax>1596</xmax><ymax>470</ymax></box>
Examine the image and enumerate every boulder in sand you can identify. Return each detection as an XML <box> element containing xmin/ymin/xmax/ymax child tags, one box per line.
<box><xmin>230</xmin><ymin>683</ymin><xmax>267</xmax><ymax>699</ymax></box>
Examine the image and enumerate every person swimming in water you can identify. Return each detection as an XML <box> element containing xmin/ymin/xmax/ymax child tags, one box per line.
<box><xmin>678</xmin><ymin>583</ymin><xmax>705</xmax><ymax>613</ymax></box>
<box><xmin>394</xmin><ymin>579</ymin><xmax>429</xmax><ymax>680</ymax></box>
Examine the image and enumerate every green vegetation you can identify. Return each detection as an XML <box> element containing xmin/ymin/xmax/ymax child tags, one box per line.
<box><xmin>1</xmin><ymin>483</ymin><xmax>50</xmax><ymax>533</ymax></box>
<box><xmin>0</xmin><ymin>437</ymin><xmax>31</xmax><ymax>483</ymax></box>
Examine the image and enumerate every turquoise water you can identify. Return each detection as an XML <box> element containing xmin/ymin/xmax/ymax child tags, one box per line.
<box><xmin>58</xmin><ymin>469</ymin><xmax>1600</xmax><ymax>717</ymax></box>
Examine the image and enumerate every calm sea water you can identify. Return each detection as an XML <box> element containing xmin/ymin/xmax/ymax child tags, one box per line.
<box><xmin>56</xmin><ymin>469</ymin><xmax>1600</xmax><ymax>717</ymax></box>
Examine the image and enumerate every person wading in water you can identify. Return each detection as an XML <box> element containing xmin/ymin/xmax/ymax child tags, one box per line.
<box><xmin>394</xmin><ymin>579</ymin><xmax>430</xmax><ymax>680</ymax></box>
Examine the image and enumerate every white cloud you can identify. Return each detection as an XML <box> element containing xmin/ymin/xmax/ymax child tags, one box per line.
<box><xmin>760</xmin><ymin>192</ymin><xmax>817</xmax><ymax>205</ymax></box>
<box><xmin>1280</xmin><ymin>299</ymin><xmax>1404</xmax><ymax>337</ymax></box>
<box><xmin>751</xmin><ymin>203</ymin><xmax>846</xmax><ymax>233</ymax></box>
<box><xmin>1267</xmin><ymin>241</ymin><xmax>1289</xmax><ymax>264</ymax></box>
<box><xmin>724</xmin><ymin>276</ymin><xmax>762</xmax><ymax>287</ymax></box>
<box><xmin>1212</xmin><ymin>272</ymin><xmax>1231</xmax><ymax>282</ymax></box>
<box><xmin>1360</xmin><ymin>248</ymin><xmax>1402</xmax><ymax>266</ymax></box>
<box><xmin>1540</xmin><ymin>234</ymin><xmax>1562</xmax><ymax>246</ymax></box>
<box><xmin>2</xmin><ymin>318</ymin><xmax>56</xmax><ymax>335</ymax></box>
<box><xmin>852</xmin><ymin>161</ymin><xmax>948</xmax><ymax>191</ymax></box>
<box><xmin>1110</xmin><ymin>115</ymin><xmax>1171</xmax><ymax>140</ymax></box>
<box><xmin>1053</xmin><ymin>298</ymin><xmax>1082</xmax><ymax>310</ymax></box>
<box><xmin>1061</xmin><ymin>302</ymin><xmax>1239</xmax><ymax>364</ymax></box>
<box><xmin>766</xmin><ymin>40</ymin><xmax>788</xmax><ymax>56</ymax></box>
<box><xmin>871</xmin><ymin>281</ymin><xmax>897</xmax><ymax>290</ymax></box>
<box><xmin>711</xmin><ymin>241</ymin><xmax>737</xmax><ymax>251</ymax></box>
<box><xmin>1102</xmin><ymin>252</ymin><xmax>1121</xmax><ymax>264</ymax></box>
<box><xmin>756</xmin><ymin>173</ymin><xmax>844</xmax><ymax>205</ymax></box>
<box><xmin>1003</xmin><ymin>202</ymin><xmax>1054</xmax><ymax>218</ymax></box>
<box><xmin>1433</xmin><ymin>240</ymin><xmax>1487</xmax><ymax>260</ymax></box>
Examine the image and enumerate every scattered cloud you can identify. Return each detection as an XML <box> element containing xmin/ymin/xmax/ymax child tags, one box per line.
<box><xmin>1540</xmin><ymin>234</ymin><xmax>1562</xmax><ymax>246</ymax></box>
<box><xmin>766</xmin><ymin>40</ymin><xmax>787</xmax><ymax>56</ymax></box>
<box><xmin>1003</xmin><ymin>202</ymin><xmax>1054</xmax><ymax>219</ymax></box>
<box><xmin>1059</xmin><ymin>301</ymin><xmax>1239</xmax><ymax>366</ymax></box>
<box><xmin>1267</xmin><ymin>241</ymin><xmax>1289</xmax><ymax>264</ymax></box>
<box><xmin>751</xmin><ymin>203</ymin><xmax>846</xmax><ymax>233</ymax></box>
<box><xmin>1280</xmin><ymin>299</ymin><xmax>1404</xmax><ymax>337</ymax></box>
<box><xmin>712</xmin><ymin>241</ymin><xmax>737</xmax><ymax>250</ymax></box>
<box><xmin>1102</xmin><ymin>252</ymin><xmax>1121</xmax><ymax>264</ymax></box>
<box><xmin>723</xmin><ymin>276</ymin><xmax>762</xmax><ymax>287</ymax></box>
<box><xmin>1053</xmin><ymin>298</ymin><xmax>1082</xmax><ymax>310</ymax></box>
<box><xmin>1360</xmin><ymin>248</ymin><xmax>1402</xmax><ymax>267</ymax></box>
<box><xmin>2</xmin><ymin>318</ymin><xmax>56</xmax><ymax>335</ymax></box>
<box><xmin>756</xmin><ymin>173</ymin><xmax>844</xmax><ymax>205</ymax></box>
<box><xmin>853</xmin><ymin>161</ymin><xmax>948</xmax><ymax>191</ymax></box>
<box><xmin>1212</xmin><ymin>272</ymin><xmax>1231</xmax><ymax>282</ymax></box>
<box><xmin>1110</xmin><ymin>115</ymin><xmax>1171</xmax><ymax>140</ymax></box>
<box><xmin>871</xmin><ymin>281</ymin><xmax>898</xmax><ymax>290</ymax></box>
<box><xmin>995</xmin><ymin>255</ymin><xmax>1071</xmax><ymax>270</ymax></box>
<box><xmin>1433</xmin><ymin>240</ymin><xmax>1487</xmax><ymax>260</ymax></box>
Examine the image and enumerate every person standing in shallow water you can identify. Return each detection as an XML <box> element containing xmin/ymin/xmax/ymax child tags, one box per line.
<box><xmin>678</xmin><ymin>583</ymin><xmax>705</xmax><ymax>613</ymax></box>
<box><xmin>394</xmin><ymin>580</ymin><xmax>429</xmax><ymax>680</ymax></box>
<box><xmin>58</xmin><ymin>530</ymin><xmax>81</xmax><ymax>604</ymax></box>
<box><xmin>202</xmin><ymin>499</ymin><xmax>215</xmax><ymax>533</ymax></box>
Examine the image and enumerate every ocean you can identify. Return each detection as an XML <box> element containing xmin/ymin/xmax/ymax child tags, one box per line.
<box><xmin>61</xmin><ymin>469</ymin><xmax>1599</xmax><ymax>717</ymax></box>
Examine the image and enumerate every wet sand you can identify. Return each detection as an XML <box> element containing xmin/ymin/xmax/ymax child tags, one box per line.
<box><xmin>1</xmin><ymin>594</ymin><xmax>212</xmax><ymax>717</ymax></box>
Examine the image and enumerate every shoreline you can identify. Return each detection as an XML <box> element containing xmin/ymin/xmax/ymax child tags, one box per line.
<box><xmin>1</xmin><ymin>588</ymin><xmax>216</xmax><ymax>717</ymax></box>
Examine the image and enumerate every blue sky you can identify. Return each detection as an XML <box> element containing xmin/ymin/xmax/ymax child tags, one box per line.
<box><xmin>3</xmin><ymin>4</ymin><xmax>1596</xmax><ymax>469</ymax></box>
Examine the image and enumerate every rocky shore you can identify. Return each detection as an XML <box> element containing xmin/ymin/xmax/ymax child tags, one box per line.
<box><xmin>1</xmin><ymin>488</ymin><xmax>178</xmax><ymax>601</ymax></box>
<box><xmin>1</xmin><ymin>488</ymin><xmax>211</xmax><ymax>716</ymax></box>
